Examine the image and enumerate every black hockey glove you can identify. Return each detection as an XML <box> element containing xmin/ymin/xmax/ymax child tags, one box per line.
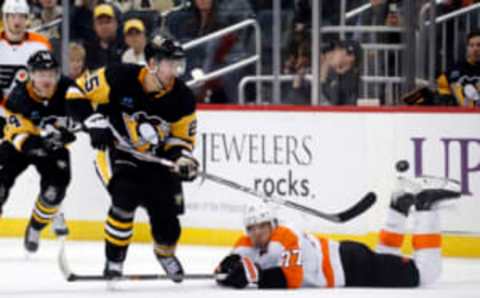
<box><xmin>83</xmin><ymin>113</ymin><xmax>113</xmax><ymax>151</ymax></box>
<box><xmin>0</xmin><ymin>116</ymin><xmax>5</xmax><ymax>139</ymax></box>
<box><xmin>42</xmin><ymin>126</ymin><xmax>77</xmax><ymax>151</ymax></box>
<box><xmin>21</xmin><ymin>135</ymin><xmax>49</xmax><ymax>157</ymax></box>
<box><xmin>215</xmin><ymin>254</ymin><xmax>260</xmax><ymax>289</ymax></box>
<box><xmin>167</xmin><ymin>148</ymin><xmax>199</xmax><ymax>182</ymax></box>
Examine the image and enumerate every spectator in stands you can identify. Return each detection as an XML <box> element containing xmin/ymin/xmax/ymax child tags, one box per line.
<box><xmin>121</xmin><ymin>18</ymin><xmax>147</xmax><ymax>65</ymax></box>
<box><xmin>283</xmin><ymin>39</ymin><xmax>362</xmax><ymax>105</ymax></box>
<box><xmin>30</xmin><ymin>0</ymin><xmax>61</xmax><ymax>61</ymax></box>
<box><xmin>436</xmin><ymin>31</ymin><xmax>480</xmax><ymax>107</ymax></box>
<box><xmin>30</xmin><ymin>0</ymin><xmax>61</xmax><ymax>38</ymax></box>
<box><xmin>68</xmin><ymin>42</ymin><xmax>86</xmax><ymax>80</ymax></box>
<box><xmin>166</xmin><ymin>0</ymin><xmax>254</xmax><ymax>103</ymax></box>
<box><xmin>70</xmin><ymin>0</ymin><xmax>98</xmax><ymax>43</ymax></box>
<box><xmin>84</xmin><ymin>3</ymin><xmax>126</xmax><ymax>71</ymax></box>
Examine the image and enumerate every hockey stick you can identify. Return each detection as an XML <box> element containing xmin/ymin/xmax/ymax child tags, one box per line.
<box><xmin>58</xmin><ymin>239</ymin><xmax>215</xmax><ymax>282</ymax></box>
<box><xmin>201</xmin><ymin>172</ymin><xmax>377</xmax><ymax>223</ymax></box>
<box><xmin>108</xmin><ymin>130</ymin><xmax>376</xmax><ymax>223</ymax></box>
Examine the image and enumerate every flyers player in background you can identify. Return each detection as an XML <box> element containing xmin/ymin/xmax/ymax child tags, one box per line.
<box><xmin>215</xmin><ymin>176</ymin><xmax>462</xmax><ymax>289</ymax></box>
<box><xmin>0</xmin><ymin>0</ymin><xmax>51</xmax><ymax>154</ymax></box>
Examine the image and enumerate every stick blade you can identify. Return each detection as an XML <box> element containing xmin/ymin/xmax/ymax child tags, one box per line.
<box><xmin>336</xmin><ymin>192</ymin><xmax>377</xmax><ymax>222</ymax></box>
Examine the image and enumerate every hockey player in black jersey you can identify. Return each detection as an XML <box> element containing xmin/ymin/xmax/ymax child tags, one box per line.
<box><xmin>69</xmin><ymin>35</ymin><xmax>199</xmax><ymax>282</ymax></box>
<box><xmin>1</xmin><ymin>50</ymin><xmax>85</xmax><ymax>252</ymax></box>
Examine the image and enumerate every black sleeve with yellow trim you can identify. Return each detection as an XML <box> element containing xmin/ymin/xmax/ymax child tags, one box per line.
<box><xmin>3</xmin><ymin>86</ymin><xmax>41</xmax><ymax>152</ymax></box>
<box><xmin>65</xmin><ymin>79</ymin><xmax>94</xmax><ymax>124</ymax></box>
<box><xmin>164</xmin><ymin>79</ymin><xmax>197</xmax><ymax>159</ymax></box>
<box><xmin>436</xmin><ymin>73</ymin><xmax>460</xmax><ymax>106</ymax></box>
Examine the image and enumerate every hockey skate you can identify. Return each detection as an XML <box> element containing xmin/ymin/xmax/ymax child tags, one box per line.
<box><xmin>103</xmin><ymin>260</ymin><xmax>123</xmax><ymax>279</ymax></box>
<box><xmin>390</xmin><ymin>192</ymin><xmax>415</xmax><ymax>216</ymax></box>
<box><xmin>157</xmin><ymin>254</ymin><xmax>184</xmax><ymax>283</ymax></box>
<box><xmin>415</xmin><ymin>188</ymin><xmax>461</xmax><ymax>211</ymax></box>
<box><xmin>24</xmin><ymin>224</ymin><xmax>40</xmax><ymax>253</ymax></box>
<box><xmin>51</xmin><ymin>212</ymin><xmax>69</xmax><ymax>237</ymax></box>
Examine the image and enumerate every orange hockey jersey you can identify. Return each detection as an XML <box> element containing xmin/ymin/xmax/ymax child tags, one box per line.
<box><xmin>232</xmin><ymin>224</ymin><xmax>345</xmax><ymax>288</ymax></box>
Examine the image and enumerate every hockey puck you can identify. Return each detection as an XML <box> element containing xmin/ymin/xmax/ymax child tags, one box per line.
<box><xmin>395</xmin><ymin>160</ymin><xmax>409</xmax><ymax>172</ymax></box>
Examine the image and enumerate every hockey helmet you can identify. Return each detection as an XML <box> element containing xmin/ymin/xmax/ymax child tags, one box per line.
<box><xmin>2</xmin><ymin>0</ymin><xmax>29</xmax><ymax>15</ymax></box>
<box><xmin>243</xmin><ymin>202</ymin><xmax>277</xmax><ymax>229</ymax></box>
<box><xmin>27</xmin><ymin>51</ymin><xmax>59</xmax><ymax>72</ymax></box>
<box><xmin>145</xmin><ymin>35</ymin><xmax>185</xmax><ymax>61</ymax></box>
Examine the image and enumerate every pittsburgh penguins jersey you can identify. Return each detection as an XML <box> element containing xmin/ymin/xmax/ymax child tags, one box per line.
<box><xmin>3</xmin><ymin>76</ymin><xmax>85</xmax><ymax>152</ymax></box>
<box><xmin>233</xmin><ymin>225</ymin><xmax>345</xmax><ymax>288</ymax></box>
<box><xmin>73</xmin><ymin>63</ymin><xmax>197</xmax><ymax>157</ymax></box>
<box><xmin>437</xmin><ymin>60</ymin><xmax>480</xmax><ymax>107</ymax></box>
<box><xmin>0</xmin><ymin>31</ymin><xmax>52</xmax><ymax>101</ymax></box>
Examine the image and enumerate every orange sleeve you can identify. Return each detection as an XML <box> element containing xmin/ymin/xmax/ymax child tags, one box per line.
<box><xmin>233</xmin><ymin>235</ymin><xmax>253</xmax><ymax>249</ymax></box>
<box><xmin>27</xmin><ymin>32</ymin><xmax>52</xmax><ymax>50</ymax></box>
<box><xmin>270</xmin><ymin>227</ymin><xmax>304</xmax><ymax>288</ymax></box>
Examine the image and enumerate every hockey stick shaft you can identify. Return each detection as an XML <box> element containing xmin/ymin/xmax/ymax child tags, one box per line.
<box><xmin>202</xmin><ymin>172</ymin><xmax>376</xmax><ymax>223</ymax></box>
<box><xmin>66</xmin><ymin>273</ymin><xmax>215</xmax><ymax>282</ymax></box>
<box><xmin>58</xmin><ymin>238</ymin><xmax>215</xmax><ymax>282</ymax></box>
<box><xmin>108</xmin><ymin>128</ymin><xmax>376</xmax><ymax>222</ymax></box>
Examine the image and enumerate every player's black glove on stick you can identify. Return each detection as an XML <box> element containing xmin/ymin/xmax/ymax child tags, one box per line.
<box><xmin>84</xmin><ymin>113</ymin><xmax>113</xmax><ymax>150</ymax></box>
<box><xmin>42</xmin><ymin>125</ymin><xmax>77</xmax><ymax>151</ymax></box>
<box><xmin>166</xmin><ymin>148</ymin><xmax>199</xmax><ymax>181</ymax></box>
<box><xmin>215</xmin><ymin>254</ymin><xmax>260</xmax><ymax>289</ymax></box>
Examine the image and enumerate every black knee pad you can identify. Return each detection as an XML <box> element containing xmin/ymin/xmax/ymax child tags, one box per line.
<box><xmin>40</xmin><ymin>185</ymin><xmax>66</xmax><ymax>206</ymax></box>
<box><xmin>151</xmin><ymin>217</ymin><xmax>181</xmax><ymax>245</ymax></box>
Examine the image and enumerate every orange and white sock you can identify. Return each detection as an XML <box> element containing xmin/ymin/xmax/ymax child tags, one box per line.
<box><xmin>412</xmin><ymin>211</ymin><xmax>442</xmax><ymax>286</ymax></box>
<box><xmin>377</xmin><ymin>208</ymin><xmax>407</xmax><ymax>256</ymax></box>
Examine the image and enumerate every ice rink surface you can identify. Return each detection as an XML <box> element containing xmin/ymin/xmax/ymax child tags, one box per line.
<box><xmin>0</xmin><ymin>238</ymin><xmax>479</xmax><ymax>298</ymax></box>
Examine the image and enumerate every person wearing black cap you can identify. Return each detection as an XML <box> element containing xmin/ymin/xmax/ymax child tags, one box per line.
<box><xmin>67</xmin><ymin>35</ymin><xmax>198</xmax><ymax>283</ymax></box>
<box><xmin>319</xmin><ymin>39</ymin><xmax>362</xmax><ymax>105</ymax></box>
<box><xmin>83</xmin><ymin>3</ymin><xmax>126</xmax><ymax>71</ymax></box>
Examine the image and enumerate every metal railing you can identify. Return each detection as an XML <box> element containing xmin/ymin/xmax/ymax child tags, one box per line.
<box><xmin>418</xmin><ymin>2</ymin><xmax>480</xmax><ymax>86</ymax></box>
<box><xmin>345</xmin><ymin>3</ymin><xmax>372</xmax><ymax>21</ymax></box>
<box><xmin>183</xmin><ymin>19</ymin><xmax>262</xmax><ymax>102</ymax></box>
<box><xmin>237</xmin><ymin>74</ymin><xmax>425</xmax><ymax>105</ymax></box>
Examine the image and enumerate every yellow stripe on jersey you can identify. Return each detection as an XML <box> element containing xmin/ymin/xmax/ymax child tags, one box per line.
<box><xmin>3</xmin><ymin>111</ymin><xmax>40</xmax><ymax>150</ymax></box>
<box><xmin>35</xmin><ymin>200</ymin><xmax>58</xmax><ymax>214</ymax></box>
<box><xmin>65</xmin><ymin>85</ymin><xmax>86</xmax><ymax>101</ymax></box>
<box><xmin>32</xmin><ymin>212</ymin><xmax>52</xmax><ymax>224</ymax></box>
<box><xmin>95</xmin><ymin>151</ymin><xmax>112</xmax><ymax>185</ymax></box>
<box><xmin>104</xmin><ymin>232</ymin><xmax>132</xmax><ymax>247</ymax></box>
<box><xmin>166</xmin><ymin>112</ymin><xmax>196</xmax><ymax>152</ymax></box>
<box><xmin>76</xmin><ymin>68</ymin><xmax>111</xmax><ymax>105</ymax></box>
<box><xmin>122</xmin><ymin>113</ymin><xmax>150</xmax><ymax>152</ymax></box>
<box><xmin>106</xmin><ymin>216</ymin><xmax>134</xmax><ymax>230</ymax></box>
<box><xmin>436</xmin><ymin>74</ymin><xmax>451</xmax><ymax>96</ymax></box>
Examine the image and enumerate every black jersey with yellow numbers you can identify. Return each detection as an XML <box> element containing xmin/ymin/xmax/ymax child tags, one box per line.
<box><xmin>437</xmin><ymin>60</ymin><xmax>480</xmax><ymax>107</ymax></box>
<box><xmin>76</xmin><ymin>63</ymin><xmax>197</xmax><ymax>156</ymax></box>
<box><xmin>3</xmin><ymin>75</ymin><xmax>85</xmax><ymax>151</ymax></box>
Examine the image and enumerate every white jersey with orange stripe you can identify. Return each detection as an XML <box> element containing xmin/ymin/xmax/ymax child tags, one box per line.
<box><xmin>0</xmin><ymin>31</ymin><xmax>51</xmax><ymax>103</ymax></box>
<box><xmin>232</xmin><ymin>224</ymin><xmax>346</xmax><ymax>288</ymax></box>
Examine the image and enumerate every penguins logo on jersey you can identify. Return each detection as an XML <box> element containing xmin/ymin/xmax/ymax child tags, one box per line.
<box><xmin>122</xmin><ymin>111</ymin><xmax>170</xmax><ymax>153</ymax></box>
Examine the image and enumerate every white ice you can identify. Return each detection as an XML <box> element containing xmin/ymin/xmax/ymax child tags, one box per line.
<box><xmin>0</xmin><ymin>238</ymin><xmax>479</xmax><ymax>298</ymax></box>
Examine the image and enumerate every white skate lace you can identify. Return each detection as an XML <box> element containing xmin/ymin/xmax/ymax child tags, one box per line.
<box><xmin>161</xmin><ymin>257</ymin><xmax>181</xmax><ymax>275</ymax></box>
<box><xmin>27</xmin><ymin>227</ymin><xmax>40</xmax><ymax>243</ymax></box>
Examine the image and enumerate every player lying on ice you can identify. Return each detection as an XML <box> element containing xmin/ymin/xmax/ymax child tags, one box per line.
<box><xmin>214</xmin><ymin>176</ymin><xmax>462</xmax><ymax>289</ymax></box>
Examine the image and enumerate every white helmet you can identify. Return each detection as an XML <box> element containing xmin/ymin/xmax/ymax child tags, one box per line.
<box><xmin>243</xmin><ymin>202</ymin><xmax>277</xmax><ymax>228</ymax></box>
<box><xmin>2</xmin><ymin>0</ymin><xmax>30</xmax><ymax>15</ymax></box>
